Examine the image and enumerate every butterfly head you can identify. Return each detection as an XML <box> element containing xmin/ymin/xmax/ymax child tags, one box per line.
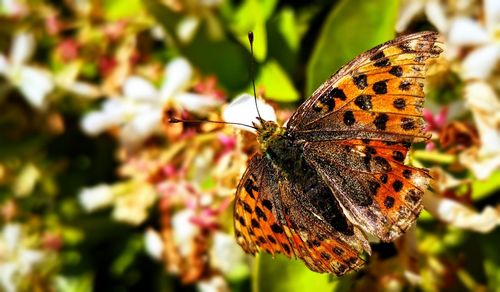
<box><xmin>254</xmin><ymin>119</ymin><xmax>286</xmax><ymax>152</ymax></box>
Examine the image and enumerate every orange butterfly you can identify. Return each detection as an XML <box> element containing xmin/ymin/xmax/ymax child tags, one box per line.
<box><xmin>233</xmin><ymin>31</ymin><xmax>443</xmax><ymax>275</ymax></box>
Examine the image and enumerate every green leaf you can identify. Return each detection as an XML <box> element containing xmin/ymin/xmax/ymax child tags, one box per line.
<box><xmin>480</xmin><ymin>231</ymin><xmax>500</xmax><ymax>292</ymax></box>
<box><xmin>55</xmin><ymin>274</ymin><xmax>93</xmax><ymax>292</ymax></box>
<box><xmin>306</xmin><ymin>0</ymin><xmax>399</xmax><ymax>96</ymax></box>
<box><xmin>253</xmin><ymin>59</ymin><xmax>300</xmax><ymax>102</ymax></box>
<box><xmin>472</xmin><ymin>171</ymin><xmax>500</xmax><ymax>201</ymax></box>
<box><xmin>111</xmin><ymin>236</ymin><xmax>144</xmax><ymax>276</ymax></box>
<box><xmin>255</xmin><ymin>253</ymin><xmax>353</xmax><ymax>291</ymax></box>
<box><xmin>104</xmin><ymin>0</ymin><xmax>143</xmax><ymax>20</ymax></box>
<box><xmin>267</xmin><ymin>7</ymin><xmax>301</xmax><ymax>75</ymax></box>
<box><xmin>229</xmin><ymin>0</ymin><xmax>278</xmax><ymax>61</ymax></box>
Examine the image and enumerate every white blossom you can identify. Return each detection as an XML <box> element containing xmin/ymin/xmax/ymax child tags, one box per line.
<box><xmin>171</xmin><ymin>209</ymin><xmax>199</xmax><ymax>257</ymax></box>
<box><xmin>144</xmin><ymin>229</ymin><xmax>164</xmax><ymax>261</ymax></box>
<box><xmin>222</xmin><ymin>93</ymin><xmax>277</xmax><ymax>133</ymax></box>
<box><xmin>78</xmin><ymin>184</ymin><xmax>114</xmax><ymax>212</ymax></box>
<box><xmin>396</xmin><ymin>0</ymin><xmax>448</xmax><ymax>33</ymax></box>
<box><xmin>0</xmin><ymin>223</ymin><xmax>47</xmax><ymax>292</ymax></box>
<box><xmin>423</xmin><ymin>192</ymin><xmax>500</xmax><ymax>233</ymax></box>
<box><xmin>210</xmin><ymin>232</ymin><xmax>248</xmax><ymax>277</ymax></box>
<box><xmin>448</xmin><ymin>0</ymin><xmax>500</xmax><ymax>80</ymax></box>
<box><xmin>0</xmin><ymin>32</ymin><xmax>54</xmax><ymax>109</ymax></box>
<box><xmin>81</xmin><ymin>58</ymin><xmax>221</xmax><ymax>147</ymax></box>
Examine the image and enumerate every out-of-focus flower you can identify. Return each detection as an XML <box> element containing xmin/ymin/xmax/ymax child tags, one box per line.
<box><xmin>112</xmin><ymin>183</ymin><xmax>156</xmax><ymax>225</ymax></box>
<box><xmin>448</xmin><ymin>0</ymin><xmax>500</xmax><ymax>80</ymax></box>
<box><xmin>0</xmin><ymin>32</ymin><xmax>54</xmax><ymax>109</ymax></box>
<box><xmin>81</xmin><ymin>58</ymin><xmax>221</xmax><ymax>147</ymax></box>
<box><xmin>459</xmin><ymin>81</ymin><xmax>500</xmax><ymax>179</ymax></box>
<box><xmin>78</xmin><ymin>184</ymin><xmax>114</xmax><ymax>212</ymax></box>
<box><xmin>423</xmin><ymin>191</ymin><xmax>500</xmax><ymax>233</ymax></box>
<box><xmin>0</xmin><ymin>223</ymin><xmax>47</xmax><ymax>292</ymax></box>
<box><xmin>55</xmin><ymin>63</ymin><xmax>101</xmax><ymax>98</ymax></box>
<box><xmin>12</xmin><ymin>163</ymin><xmax>40</xmax><ymax>197</ymax></box>
<box><xmin>210</xmin><ymin>232</ymin><xmax>248</xmax><ymax>277</ymax></box>
<box><xmin>171</xmin><ymin>209</ymin><xmax>199</xmax><ymax>257</ymax></box>
<box><xmin>164</xmin><ymin>0</ymin><xmax>224</xmax><ymax>43</ymax></box>
<box><xmin>144</xmin><ymin>228</ymin><xmax>164</xmax><ymax>261</ymax></box>
<box><xmin>222</xmin><ymin>93</ymin><xmax>277</xmax><ymax>133</ymax></box>
<box><xmin>197</xmin><ymin>275</ymin><xmax>229</xmax><ymax>292</ymax></box>
<box><xmin>0</xmin><ymin>0</ymin><xmax>28</xmax><ymax>17</ymax></box>
<box><xmin>396</xmin><ymin>0</ymin><xmax>449</xmax><ymax>33</ymax></box>
<box><xmin>56</xmin><ymin>39</ymin><xmax>80</xmax><ymax>62</ymax></box>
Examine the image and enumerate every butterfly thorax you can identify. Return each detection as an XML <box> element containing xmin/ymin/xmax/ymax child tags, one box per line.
<box><xmin>256</xmin><ymin>120</ymin><xmax>309</xmax><ymax>178</ymax></box>
<box><xmin>256</xmin><ymin>120</ymin><xmax>287</xmax><ymax>153</ymax></box>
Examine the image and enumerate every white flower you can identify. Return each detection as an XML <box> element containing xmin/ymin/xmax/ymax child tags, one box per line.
<box><xmin>396</xmin><ymin>0</ymin><xmax>449</xmax><ymax>33</ymax></box>
<box><xmin>81</xmin><ymin>58</ymin><xmax>221</xmax><ymax>147</ymax></box>
<box><xmin>459</xmin><ymin>81</ymin><xmax>500</xmax><ymax>179</ymax></box>
<box><xmin>0</xmin><ymin>32</ymin><xmax>54</xmax><ymax>109</ymax></box>
<box><xmin>210</xmin><ymin>232</ymin><xmax>248</xmax><ymax>278</ymax></box>
<box><xmin>197</xmin><ymin>275</ymin><xmax>229</xmax><ymax>292</ymax></box>
<box><xmin>0</xmin><ymin>223</ymin><xmax>47</xmax><ymax>292</ymax></box>
<box><xmin>222</xmin><ymin>93</ymin><xmax>277</xmax><ymax>133</ymax></box>
<box><xmin>171</xmin><ymin>209</ymin><xmax>199</xmax><ymax>257</ymax></box>
<box><xmin>112</xmin><ymin>183</ymin><xmax>156</xmax><ymax>225</ymax></box>
<box><xmin>78</xmin><ymin>184</ymin><xmax>114</xmax><ymax>212</ymax></box>
<box><xmin>55</xmin><ymin>63</ymin><xmax>101</xmax><ymax>98</ymax></box>
<box><xmin>144</xmin><ymin>229</ymin><xmax>164</xmax><ymax>261</ymax></box>
<box><xmin>448</xmin><ymin>0</ymin><xmax>500</xmax><ymax>80</ymax></box>
<box><xmin>0</xmin><ymin>0</ymin><xmax>28</xmax><ymax>17</ymax></box>
<box><xmin>423</xmin><ymin>191</ymin><xmax>500</xmax><ymax>233</ymax></box>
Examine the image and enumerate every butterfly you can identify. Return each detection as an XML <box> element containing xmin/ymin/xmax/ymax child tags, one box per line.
<box><xmin>233</xmin><ymin>31</ymin><xmax>443</xmax><ymax>275</ymax></box>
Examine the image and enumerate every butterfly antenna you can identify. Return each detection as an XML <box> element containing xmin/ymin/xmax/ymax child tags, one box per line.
<box><xmin>248</xmin><ymin>32</ymin><xmax>263</xmax><ymax>123</ymax></box>
<box><xmin>169</xmin><ymin>117</ymin><xmax>257</xmax><ymax>131</ymax></box>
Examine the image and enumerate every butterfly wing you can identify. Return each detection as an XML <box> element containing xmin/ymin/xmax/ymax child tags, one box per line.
<box><xmin>303</xmin><ymin>140</ymin><xmax>429</xmax><ymax>241</ymax></box>
<box><xmin>286</xmin><ymin>31</ymin><xmax>442</xmax><ymax>241</ymax></box>
<box><xmin>234</xmin><ymin>155</ymin><xmax>368</xmax><ymax>274</ymax></box>
<box><xmin>288</xmin><ymin>31</ymin><xmax>442</xmax><ymax>143</ymax></box>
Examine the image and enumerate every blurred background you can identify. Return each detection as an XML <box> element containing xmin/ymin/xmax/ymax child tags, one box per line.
<box><xmin>0</xmin><ymin>0</ymin><xmax>499</xmax><ymax>291</ymax></box>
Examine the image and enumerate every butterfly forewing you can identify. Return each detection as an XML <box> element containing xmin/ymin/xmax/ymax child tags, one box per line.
<box><xmin>288</xmin><ymin>31</ymin><xmax>442</xmax><ymax>144</ymax></box>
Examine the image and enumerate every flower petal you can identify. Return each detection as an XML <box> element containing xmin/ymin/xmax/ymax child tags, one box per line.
<box><xmin>144</xmin><ymin>229</ymin><xmax>164</xmax><ymax>261</ymax></box>
<box><xmin>17</xmin><ymin>66</ymin><xmax>54</xmax><ymax>109</ymax></box>
<box><xmin>81</xmin><ymin>111</ymin><xmax>117</xmax><ymax>136</ymax></box>
<box><xmin>171</xmin><ymin>209</ymin><xmax>199</xmax><ymax>257</ymax></box>
<box><xmin>464</xmin><ymin>81</ymin><xmax>500</xmax><ymax>154</ymax></box>
<box><xmin>177</xmin><ymin>16</ymin><xmax>200</xmax><ymax>44</ymax></box>
<box><xmin>425</xmin><ymin>0</ymin><xmax>448</xmax><ymax>33</ymax></box>
<box><xmin>0</xmin><ymin>54</ymin><xmax>9</xmax><ymax>75</ymax></box>
<box><xmin>448</xmin><ymin>17</ymin><xmax>489</xmax><ymax>46</ymax></box>
<box><xmin>120</xmin><ymin>108</ymin><xmax>162</xmax><ymax>146</ymax></box>
<box><xmin>174</xmin><ymin>92</ymin><xmax>222</xmax><ymax>114</ymax></box>
<box><xmin>159</xmin><ymin>58</ymin><xmax>193</xmax><ymax>102</ymax></box>
<box><xmin>2</xmin><ymin>223</ymin><xmax>22</xmax><ymax>252</ymax></box>
<box><xmin>485</xmin><ymin>0</ymin><xmax>500</xmax><ymax>35</ymax></box>
<box><xmin>396</xmin><ymin>0</ymin><xmax>425</xmax><ymax>33</ymax></box>
<box><xmin>78</xmin><ymin>184</ymin><xmax>114</xmax><ymax>212</ymax></box>
<box><xmin>461</xmin><ymin>44</ymin><xmax>500</xmax><ymax>80</ymax></box>
<box><xmin>423</xmin><ymin>192</ymin><xmax>500</xmax><ymax>233</ymax></box>
<box><xmin>123</xmin><ymin>76</ymin><xmax>159</xmax><ymax>101</ymax></box>
<box><xmin>10</xmin><ymin>31</ymin><xmax>35</xmax><ymax>67</ymax></box>
<box><xmin>222</xmin><ymin>93</ymin><xmax>277</xmax><ymax>132</ymax></box>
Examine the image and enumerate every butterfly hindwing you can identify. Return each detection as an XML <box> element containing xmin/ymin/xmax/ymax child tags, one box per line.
<box><xmin>234</xmin><ymin>155</ymin><xmax>368</xmax><ymax>274</ymax></box>
<box><xmin>303</xmin><ymin>139</ymin><xmax>429</xmax><ymax>241</ymax></box>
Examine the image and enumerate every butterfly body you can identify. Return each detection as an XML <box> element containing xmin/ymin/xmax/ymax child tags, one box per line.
<box><xmin>234</xmin><ymin>31</ymin><xmax>444</xmax><ymax>275</ymax></box>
